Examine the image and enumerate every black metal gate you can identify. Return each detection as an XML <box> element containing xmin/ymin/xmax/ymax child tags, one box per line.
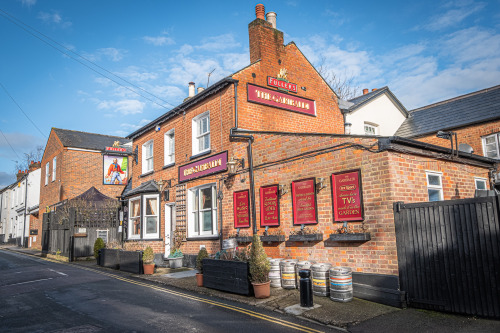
<box><xmin>394</xmin><ymin>196</ymin><xmax>500</xmax><ymax>318</ymax></box>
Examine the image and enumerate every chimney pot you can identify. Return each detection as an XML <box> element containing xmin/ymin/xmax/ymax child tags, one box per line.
<box><xmin>372</xmin><ymin>88</ymin><xmax>377</xmax><ymax>92</ymax></box>
<box><xmin>255</xmin><ymin>4</ymin><xmax>265</xmax><ymax>20</ymax></box>
<box><xmin>266</xmin><ymin>12</ymin><xmax>277</xmax><ymax>29</ymax></box>
<box><xmin>197</xmin><ymin>87</ymin><xmax>205</xmax><ymax>94</ymax></box>
<box><xmin>188</xmin><ymin>82</ymin><xmax>195</xmax><ymax>98</ymax></box>
<box><xmin>363</xmin><ymin>88</ymin><xmax>369</xmax><ymax>95</ymax></box>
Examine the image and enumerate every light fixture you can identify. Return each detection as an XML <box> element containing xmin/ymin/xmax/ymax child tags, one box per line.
<box><xmin>279</xmin><ymin>184</ymin><xmax>288</xmax><ymax>197</ymax></box>
<box><xmin>227</xmin><ymin>157</ymin><xmax>245</xmax><ymax>175</ymax></box>
<box><xmin>316</xmin><ymin>177</ymin><xmax>327</xmax><ymax>192</ymax></box>
<box><xmin>157</xmin><ymin>179</ymin><xmax>165</xmax><ymax>191</ymax></box>
<box><xmin>344</xmin><ymin>122</ymin><xmax>352</xmax><ymax>135</ymax></box>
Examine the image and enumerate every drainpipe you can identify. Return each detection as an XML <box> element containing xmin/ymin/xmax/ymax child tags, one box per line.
<box><xmin>218</xmin><ymin>178</ymin><xmax>224</xmax><ymax>250</ymax></box>
<box><xmin>22</xmin><ymin>176</ymin><xmax>28</xmax><ymax>248</ymax></box>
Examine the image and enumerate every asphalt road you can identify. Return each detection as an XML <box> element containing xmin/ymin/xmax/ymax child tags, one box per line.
<box><xmin>0</xmin><ymin>250</ymin><xmax>337</xmax><ymax>333</ymax></box>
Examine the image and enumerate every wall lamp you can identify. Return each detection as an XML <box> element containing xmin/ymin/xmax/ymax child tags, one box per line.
<box><xmin>436</xmin><ymin>131</ymin><xmax>458</xmax><ymax>157</ymax></box>
<box><xmin>316</xmin><ymin>177</ymin><xmax>327</xmax><ymax>192</ymax></box>
<box><xmin>279</xmin><ymin>184</ymin><xmax>288</xmax><ymax>197</ymax></box>
<box><xmin>227</xmin><ymin>157</ymin><xmax>245</xmax><ymax>175</ymax></box>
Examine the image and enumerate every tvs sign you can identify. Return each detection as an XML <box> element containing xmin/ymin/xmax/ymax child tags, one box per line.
<box><xmin>267</xmin><ymin>76</ymin><xmax>297</xmax><ymax>93</ymax></box>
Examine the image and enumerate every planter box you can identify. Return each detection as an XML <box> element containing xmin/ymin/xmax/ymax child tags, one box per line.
<box><xmin>260</xmin><ymin>235</ymin><xmax>285</xmax><ymax>243</ymax></box>
<box><xmin>168</xmin><ymin>257</ymin><xmax>183</xmax><ymax>269</ymax></box>
<box><xmin>329</xmin><ymin>233</ymin><xmax>371</xmax><ymax>242</ymax></box>
<box><xmin>234</xmin><ymin>236</ymin><xmax>253</xmax><ymax>243</ymax></box>
<box><xmin>119</xmin><ymin>250</ymin><xmax>143</xmax><ymax>274</ymax></box>
<box><xmin>288</xmin><ymin>233</ymin><xmax>323</xmax><ymax>242</ymax></box>
<box><xmin>100</xmin><ymin>248</ymin><xmax>120</xmax><ymax>269</ymax></box>
<box><xmin>202</xmin><ymin>259</ymin><xmax>252</xmax><ymax>296</ymax></box>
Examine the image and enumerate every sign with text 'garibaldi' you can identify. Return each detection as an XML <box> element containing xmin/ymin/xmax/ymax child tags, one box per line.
<box><xmin>247</xmin><ymin>83</ymin><xmax>316</xmax><ymax>116</ymax></box>
<box><xmin>178</xmin><ymin>151</ymin><xmax>228</xmax><ymax>183</ymax></box>
<box><xmin>332</xmin><ymin>169</ymin><xmax>364</xmax><ymax>222</ymax></box>
<box><xmin>291</xmin><ymin>178</ymin><xmax>318</xmax><ymax>225</ymax></box>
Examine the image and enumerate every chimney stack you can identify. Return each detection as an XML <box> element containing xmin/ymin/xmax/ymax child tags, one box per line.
<box><xmin>266</xmin><ymin>12</ymin><xmax>277</xmax><ymax>29</ymax></box>
<box><xmin>16</xmin><ymin>170</ymin><xmax>24</xmax><ymax>181</ymax></box>
<box><xmin>188</xmin><ymin>82</ymin><xmax>196</xmax><ymax>98</ymax></box>
<box><xmin>255</xmin><ymin>4</ymin><xmax>265</xmax><ymax>20</ymax></box>
<box><xmin>29</xmin><ymin>160</ymin><xmax>41</xmax><ymax>172</ymax></box>
<box><xmin>249</xmin><ymin>4</ymin><xmax>284</xmax><ymax>64</ymax></box>
<box><xmin>363</xmin><ymin>88</ymin><xmax>369</xmax><ymax>95</ymax></box>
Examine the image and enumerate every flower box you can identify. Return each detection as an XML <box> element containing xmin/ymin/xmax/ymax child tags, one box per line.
<box><xmin>288</xmin><ymin>233</ymin><xmax>323</xmax><ymax>242</ymax></box>
<box><xmin>234</xmin><ymin>236</ymin><xmax>253</xmax><ymax>243</ymax></box>
<box><xmin>202</xmin><ymin>259</ymin><xmax>252</xmax><ymax>296</ymax></box>
<box><xmin>260</xmin><ymin>235</ymin><xmax>285</xmax><ymax>243</ymax></box>
<box><xmin>328</xmin><ymin>233</ymin><xmax>371</xmax><ymax>242</ymax></box>
<box><xmin>168</xmin><ymin>257</ymin><xmax>183</xmax><ymax>269</ymax></box>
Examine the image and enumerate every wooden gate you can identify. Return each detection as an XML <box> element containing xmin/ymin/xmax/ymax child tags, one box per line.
<box><xmin>394</xmin><ymin>196</ymin><xmax>500</xmax><ymax>318</ymax></box>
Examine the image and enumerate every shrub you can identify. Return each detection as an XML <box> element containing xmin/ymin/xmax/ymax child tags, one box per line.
<box><xmin>142</xmin><ymin>246</ymin><xmax>154</xmax><ymax>264</ymax></box>
<box><xmin>196</xmin><ymin>247</ymin><xmax>209</xmax><ymax>273</ymax></box>
<box><xmin>168</xmin><ymin>249</ymin><xmax>183</xmax><ymax>259</ymax></box>
<box><xmin>93</xmin><ymin>238</ymin><xmax>105</xmax><ymax>259</ymax></box>
<box><xmin>249</xmin><ymin>234</ymin><xmax>270</xmax><ymax>283</ymax></box>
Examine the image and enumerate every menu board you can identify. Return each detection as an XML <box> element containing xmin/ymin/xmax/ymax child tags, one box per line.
<box><xmin>332</xmin><ymin>170</ymin><xmax>364</xmax><ymax>222</ymax></box>
<box><xmin>291</xmin><ymin>178</ymin><xmax>318</xmax><ymax>225</ymax></box>
<box><xmin>260</xmin><ymin>185</ymin><xmax>280</xmax><ymax>227</ymax></box>
<box><xmin>233</xmin><ymin>190</ymin><xmax>250</xmax><ymax>228</ymax></box>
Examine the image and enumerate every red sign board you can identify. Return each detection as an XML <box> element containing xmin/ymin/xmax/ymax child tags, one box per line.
<box><xmin>106</xmin><ymin>147</ymin><xmax>126</xmax><ymax>152</ymax></box>
<box><xmin>247</xmin><ymin>83</ymin><xmax>316</xmax><ymax>116</ymax></box>
<box><xmin>233</xmin><ymin>190</ymin><xmax>250</xmax><ymax>228</ymax></box>
<box><xmin>267</xmin><ymin>76</ymin><xmax>298</xmax><ymax>93</ymax></box>
<box><xmin>291</xmin><ymin>178</ymin><xmax>318</xmax><ymax>225</ymax></box>
<box><xmin>260</xmin><ymin>185</ymin><xmax>280</xmax><ymax>227</ymax></box>
<box><xmin>178</xmin><ymin>151</ymin><xmax>228</xmax><ymax>183</ymax></box>
<box><xmin>332</xmin><ymin>170</ymin><xmax>364</xmax><ymax>222</ymax></box>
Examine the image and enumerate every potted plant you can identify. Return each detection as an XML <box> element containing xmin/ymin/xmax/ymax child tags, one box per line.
<box><xmin>168</xmin><ymin>249</ymin><xmax>184</xmax><ymax>269</ymax></box>
<box><xmin>195</xmin><ymin>247</ymin><xmax>209</xmax><ymax>287</ymax></box>
<box><xmin>249</xmin><ymin>234</ymin><xmax>271</xmax><ymax>298</ymax></box>
<box><xmin>142</xmin><ymin>246</ymin><xmax>155</xmax><ymax>275</ymax></box>
<box><xmin>94</xmin><ymin>237</ymin><xmax>105</xmax><ymax>265</ymax></box>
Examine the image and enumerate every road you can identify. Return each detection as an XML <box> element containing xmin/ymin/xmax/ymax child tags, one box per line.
<box><xmin>0</xmin><ymin>250</ymin><xmax>336</xmax><ymax>333</ymax></box>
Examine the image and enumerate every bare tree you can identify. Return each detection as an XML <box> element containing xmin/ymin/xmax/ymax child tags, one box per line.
<box><xmin>14</xmin><ymin>145</ymin><xmax>44</xmax><ymax>173</ymax></box>
<box><xmin>316</xmin><ymin>57</ymin><xmax>360</xmax><ymax>100</ymax></box>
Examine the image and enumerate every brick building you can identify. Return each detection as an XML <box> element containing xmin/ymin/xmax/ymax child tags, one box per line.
<box><xmin>123</xmin><ymin>5</ymin><xmax>496</xmax><ymax>306</ymax></box>
<box><xmin>35</xmin><ymin>128</ymin><xmax>131</xmax><ymax>249</ymax></box>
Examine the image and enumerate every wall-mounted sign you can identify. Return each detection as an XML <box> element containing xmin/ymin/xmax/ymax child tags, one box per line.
<box><xmin>267</xmin><ymin>76</ymin><xmax>297</xmax><ymax>93</ymax></box>
<box><xmin>332</xmin><ymin>169</ymin><xmax>364</xmax><ymax>222</ymax></box>
<box><xmin>247</xmin><ymin>83</ymin><xmax>316</xmax><ymax>116</ymax></box>
<box><xmin>103</xmin><ymin>155</ymin><xmax>128</xmax><ymax>185</ymax></box>
<box><xmin>233</xmin><ymin>190</ymin><xmax>250</xmax><ymax>228</ymax></box>
<box><xmin>260</xmin><ymin>184</ymin><xmax>280</xmax><ymax>227</ymax></box>
<box><xmin>291</xmin><ymin>178</ymin><xmax>318</xmax><ymax>225</ymax></box>
<box><xmin>105</xmin><ymin>147</ymin><xmax>127</xmax><ymax>152</ymax></box>
<box><xmin>179</xmin><ymin>151</ymin><xmax>228</xmax><ymax>183</ymax></box>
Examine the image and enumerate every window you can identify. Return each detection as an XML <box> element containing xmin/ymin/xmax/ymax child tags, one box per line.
<box><xmin>45</xmin><ymin>162</ymin><xmax>49</xmax><ymax>185</ymax></box>
<box><xmin>143</xmin><ymin>195</ymin><xmax>159</xmax><ymax>239</ymax></box>
<box><xmin>364</xmin><ymin>122</ymin><xmax>378</xmax><ymax>135</ymax></box>
<box><xmin>192</xmin><ymin>112</ymin><xmax>210</xmax><ymax>155</ymax></box>
<box><xmin>188</xmin><ymin>184</ymin><xmax>217</xmax><ymax>237</ymax></box>
<box><xmin>164</xmin><ymin>129</ymin><xmax>175</xmax><ymax>166</ymax></box>
<box><xmin>52</xmin><ymin>157</ymin><xmax>57</xmax><ymax>181</ymax></box>
<box><xmin>482</xmin><ymin>134</ymin><xmax>499</xmax><ymax>158</ymax></box>
<box><xmin>142</xmin><ymin>140</ymin><xmax>154</xmax><ymax>174</ymax></box>
<box><xmin>426</xmin><ymin>172</ymin><xmax>443</xmax><ymax>201</ymax></box>
<box><xmin>128</xmin><ymin>197</ymin><xmax>141</xmax><ymax>239</ymax></box>
<box><xmin>127</xmin><ymin>195</ymin><xmax>160</xmax><ymax>240</ymax></box>
<box><xmin>475</xmin><ymin>178</ymin><xmax>487</xmax><ymax>190</ymax></box>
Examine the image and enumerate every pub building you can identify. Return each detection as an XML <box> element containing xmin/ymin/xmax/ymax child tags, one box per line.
<box><xmin>121</xmin><ymin>4</ymin><xmax>496</xmax><ymax>307</ymax></box>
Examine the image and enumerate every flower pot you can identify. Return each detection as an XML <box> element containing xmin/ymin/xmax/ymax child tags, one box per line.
<box><xmin>168</xmin><ymin>257</ymin><xmax>183</xmax><ymax>269</ymax></box>
<box><xmin>252</xmin><ymin>281</ymin><xmax>271</xmax><ymax>299</ymax></box>
<box><xmin>196</xmin><ymin>273</ymin><xmax>203</xmax><ymax>287</ymax></box>
<box><xmin>143</xmin><ymin>263</ymin><xmax>155</xmax><ymax>275</ymax></box>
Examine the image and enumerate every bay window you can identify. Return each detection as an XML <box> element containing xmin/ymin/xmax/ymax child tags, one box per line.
<box><xmin>188</xmin><ymin>183</ymin><xmax>217</xmax><ymax>238</ymax></box>
<box><xmin>128</xmin><ymin>194</ymin><xmax>160</xmax><ymax>240</ymax></box>
<box><xmin>129</xmin><ymin>197</ymin><xmax>141</xmax><ymax>239</ymax></box>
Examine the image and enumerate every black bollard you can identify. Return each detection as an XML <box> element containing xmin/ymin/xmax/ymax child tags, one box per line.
<box><xmin>299</xmin><ymin>269</ymin><xmax>313</xmax><ymax>307</ymax></box>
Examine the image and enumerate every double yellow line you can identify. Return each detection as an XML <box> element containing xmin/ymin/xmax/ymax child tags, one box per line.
<box><xmin>40</xmin><ymin>256</ymin><xmax>326</xmax><ymax>333</ymax></box>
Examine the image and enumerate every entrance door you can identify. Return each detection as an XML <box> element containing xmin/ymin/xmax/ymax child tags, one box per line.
<box><xmin>164</xmin><ymin>204</ymin><xmax>175</xmax><ymax>258</ymax></box>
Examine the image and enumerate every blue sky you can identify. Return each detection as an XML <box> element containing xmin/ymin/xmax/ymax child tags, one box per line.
<box><xmin>1</xmin><ymin>0</ymin><xmax>499</xmax><ymax>187</ymax></box>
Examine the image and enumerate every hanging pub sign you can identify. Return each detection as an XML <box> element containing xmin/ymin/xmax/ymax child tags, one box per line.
<box><xmin>247</xmin><ymin>83</ymin><xmax>316</xmax><ymax>116</ymax></box>
<box><xmin>291</xmin><ymin>178</ymin><xmax>318</xmax><ymax>225</ymax></box>
<box><xmin>260</xmin><ymin>184</ymin><xmax>280</xmax><ymax>227</ymax></box>
<box><xmin>178</xmin><ymin>151</ymin><xmax>228</xmax><ymax>183</ymax></box>
<box><xmin>267</xmin><ymin>77</ymin><xmax>298</xmax><ymax>93</ymax></box>
<box><xmin>331</xmin><ymin>169</ymin><xmax>364</xmax><ymax>222</ymax></box>
<box><xmin>105</xmin><ymin>147</ymin><xmax>127</xmax><ymax>152</ymax></box>
<box><xmin>103</xmin><ymin>155</ymin><xmax>128</xmax><ymax>185</ymax></box>
<box><xmin>233</xmin><ymin>190</ymin><xmax>250</xmax><ymax>228</ymax></box>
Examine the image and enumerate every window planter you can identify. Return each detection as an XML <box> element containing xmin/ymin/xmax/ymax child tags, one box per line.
<box><xmin>328</xmin><ymin>233</ymin><xmax>371</xmax><ymax>242</ymax></box>
<box><xmin>260</xmin><ymin>235</ymin><xmax>285</xmax><ymax>243</ymax></box>
<box><xmin>202</xmin><ymin>259</ymin><xmax>252</xmax><ymax>296</ymax></box>
<box><xmin>288</xmin><ymin>233</ymin><xmax>323</xmax><ymax>242</ymax></box>
<box><xmin>233</xmin><ymin>236</ymin><xmax>253</xmax><ymax>243</ymax></box>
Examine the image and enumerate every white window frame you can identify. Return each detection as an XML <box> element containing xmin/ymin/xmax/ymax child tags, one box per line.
<box><xmin>128</xmin><ymin>196</ymin><xmax>141</xmax><ymax>240</ymax></box>
<box><xmin>475</xmin><ymin>177</ymin><xmax>488</xmax><ymax>190</ymax></box>
<box><xmin>364</xmin><ymin>122</ymin><xmax>378</xmax><ymax>136</ymax></box>
<box><xmin>142</xmin><ymin>140</ymin><xmax>154</xmax><ymax>174</ymax></box>
<box><xmin>426</xmin><ymin>171</ymin><xmax>443</xmax><ymax>202</ymax></box>
<box><xmin>52</xmin><ymin>157</ymin><xmax>57</xmax><ymax>181</ymax></box>
<box><xmin>97</xmin><ymin>229</ymin><xmax>109</xmax><ymax>243</ymax></box>
<box><xmin>45</xmin><ymin>162</ymin><xmax>49</xmax><ymax>185</ymax></box>
<box><xmin>482</xmin><ymin>133</ymin><xmax>499</xmax><ymax>159</ymax></box>
<box><xmin>143</xmin><ymin>194</ymin><xmax>160</xmax><ymax>239</ymax></box>
<box><xmin>192</xmin><ymin>111</ymin><xmax>210</xmax><ymax>155</ymax></box>
<box><xmin>188</xmin><ymin>183</ymin><xmax>218</xmax><ymax>238</ymax></box>
<box><xmin>164</xmin><ymin>129</ymin><xmax>175</xmax><ymax>166</ymax></box>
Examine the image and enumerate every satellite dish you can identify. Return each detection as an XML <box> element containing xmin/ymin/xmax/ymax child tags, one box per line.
<box><xmin>458</xmin><ymin>143</ymin><xmax>474</xmax><ymax>154</ymax></box>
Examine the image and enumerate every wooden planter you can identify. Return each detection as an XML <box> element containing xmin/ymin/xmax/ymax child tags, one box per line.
<box><xmin>260</xmin><ymin>235</ymin><xmax>285</xmax><ymax>243</ymax></box>
<box><xmin>202</xmin><ymin>259</ymin><xmax>252</xmax><ymax>296</ymax></box>
<box><xmin>328</xmin><ymin>233</ymin><xmax>371</xmax><ymax>242</ymax></box>
<box><xmin>100</xmin><ymin>248</ymin><xmax>120</xmax><ymax>269</ymax></box>
<box><xmin>99</xmin><ymin>249</ymin><xmax>143</xmax><ymax>274</ymax></box>
<box><xmin>288</xmin><ymin>233</ymin><xmax>323</xmax><ymax>242</ymax></box>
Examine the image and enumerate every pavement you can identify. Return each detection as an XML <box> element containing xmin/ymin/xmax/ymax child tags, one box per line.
<box><xmin>2</xmin><ymin>245</ymin><xmax>500</xmax><ymax>332</ymax></box>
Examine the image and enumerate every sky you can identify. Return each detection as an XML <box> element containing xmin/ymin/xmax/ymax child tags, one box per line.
<box><xmin>0</xmin><ymin>0</ymin><xmax>499</xmax><ymax>187</ymax></box>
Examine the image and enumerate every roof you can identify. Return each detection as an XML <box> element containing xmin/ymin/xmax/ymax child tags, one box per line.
<box><xmin>340</xmin><ymin>86</ymin><xmax>408</xmax><ymax>117</ymax></box>
<box><xmin>72</xmin><ymin>186</ymin><xmax>116</xmax><ymax>202</ymax></box>
<box><xmin>122</xmin><ymin>180</ymin><xmax>159</xmax><ymax>197</ymax></box>
<box><xmin>395</xmin><ymin>84</ymin><xmax>500</xmax><ymax>138</ymax></box>
<box><xmin>53</xmin><ymin>128</ymin><xmax>131</xmax><ymax>151</ymax></box>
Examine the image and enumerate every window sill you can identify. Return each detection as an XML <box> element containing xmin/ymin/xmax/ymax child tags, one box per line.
<box><xmin>190</xmin><ymin>150</ymin><xmax>212</xmax><ymax>160</ymax></box>
<box><xmin>186</xmin><ymin>235</ymin><xmax>219</xmax><ymax>241</ymax></box>
<box><xmin>139</xmin><ymin>171</ymin><xmax>154</xmax><ymax>178</ymax></box>
<box><xmin>125</xmin><ymin>238</ymin><xmax>163</xmax><ymax>242</ymax></box>
<box><xmin>162</xmin><ymin>163</ymin><xmax>175</xmax><ymax>170</ymax></box>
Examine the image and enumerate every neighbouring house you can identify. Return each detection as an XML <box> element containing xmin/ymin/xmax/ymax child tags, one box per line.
<box><xmin>121</xmin><ymin>4</ymin><xmax>496</xmax><ymax>308</ymax></box>
<box><xmin>36</xmin><ymin>128</ymin><xmax>131</xmax><ymax>250</ymax></box>
<box><xmin>340</xmin><ymin>86</ymin><xmax>409</xmax><ymax>136</ymax></box>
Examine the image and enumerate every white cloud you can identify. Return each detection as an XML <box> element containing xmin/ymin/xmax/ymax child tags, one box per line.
<box><xmin>413</xmin><ymin>1</ymin><xmax>486</xmax><ymax>31</ymax></box>
<box><xmin>97</xmin><ymin>99</ymin><xmax>145</xmax><ymax>115</ymax></box>
<box><xmin>84</xmin><ymin>48</ymin><xmax>127</xmax><ymax>62</ymax></box>
<box><xmin>143</xmin><ymin>35</ymin><xmax>175</xmax><ymax>46</ymax></box>
<box><xmin>19</xmin><ymin>0</ymin><xmax>36</xmax><ymax>7</ymax></box>
<box><xmin>196</xmin><ymin>34</ymin><xmax>240</xmax><ymax>52</ymax></box>
<box><xmin>120</xmin><ymin>119</ymin><xmax>152</xmax><ymax>131</ymax></box>
<box><xmin>37</xmin><ymin>11</ymin><xmax>72</xmax><ymax>28</ymax></box>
